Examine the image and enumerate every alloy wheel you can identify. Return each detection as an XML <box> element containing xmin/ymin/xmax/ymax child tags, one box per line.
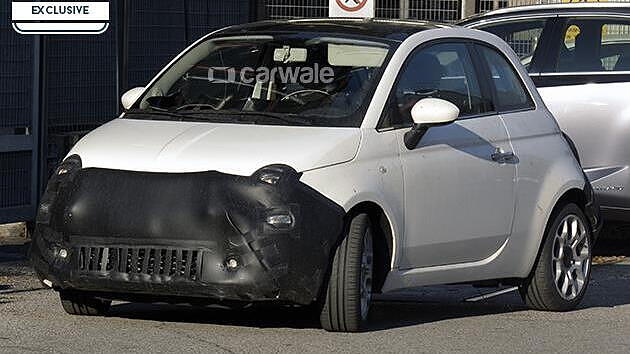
<box><xmin>551</xmin><ymin>214</ymin><xmax>591</xmax><ymax>301</ymax></box>
<box><xmin>360</xmin><ymin>229</ymin><xmax>374</xmax><ymax>320</ymax></box>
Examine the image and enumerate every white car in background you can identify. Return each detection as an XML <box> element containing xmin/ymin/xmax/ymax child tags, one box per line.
<box><xmin>461</xmin><ymin>3</ymin><xmax>630</xmax><ymax>224</ymax></box>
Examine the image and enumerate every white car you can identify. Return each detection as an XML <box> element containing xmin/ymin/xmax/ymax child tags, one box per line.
<box><xmin>460</xmin><ymin>3</ymin><xmax>630</xmax><ymax>224</ymax></box>
<box><xmin>31</xmin><ymin>19</ymin><xmax>601</xmax><ymax>332</ymax></box>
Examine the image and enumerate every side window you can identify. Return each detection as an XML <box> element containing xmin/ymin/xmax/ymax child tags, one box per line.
<box><xmin>477</xmin><ymin>45</ymin><xmax>535</xmax><ymax>112</ymax></box>
<box><xmin>552</xmin><ymin>18</ymin><xmax>630</xmax><ymax>73</ymax></box>
<box><xmin>381</xmin><ymin>42</ymin><xmax>492</xmax><ymax>128</ymax></box>
<box><xmin>480</xmin><ymin>20</ymin><xmax>548</xmax><ymax>71</ymax></box>
<box><xmin>602</xmin><ymin>22</ymin><xmax>630</xmax><ymax>71</ymax></box>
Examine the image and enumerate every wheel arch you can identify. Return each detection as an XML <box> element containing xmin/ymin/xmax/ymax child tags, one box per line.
<box><xmin>553</xmin><ymin>188</ymin><xmax>589</xmax><ymax>214</ymax></box>
<box><xmin>527</xmin><ymin>186</ymin><xmax>590</xmax><ymax>278</ymax></box>
<box><xmin>345</xmin><ymin>201</ymin><xmax>395</xmax><ymax>293</ymax></box>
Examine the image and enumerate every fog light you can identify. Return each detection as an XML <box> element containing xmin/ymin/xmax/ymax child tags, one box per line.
<box><xmin>226</xmin><ymin>257</ymin><xmax>239</xmax><ymax>271</ymax></box>
<box><xmin>266</xmin><ymin>213</ymin><xmax>294</xmax><ymax>228</ymax></box>
<box><xmin>58</xmin><ymin>248</ymin><xmax>68</xmax><ymax>259</ymax></box>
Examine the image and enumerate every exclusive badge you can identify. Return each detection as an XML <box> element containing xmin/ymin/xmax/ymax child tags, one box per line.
<box><xmin>11</xmin><ymin>1</ymin><xmax>110</xmax><ymax>34</ymax></box>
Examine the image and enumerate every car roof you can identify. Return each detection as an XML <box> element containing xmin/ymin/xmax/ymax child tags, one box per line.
<box><xmin>216</xmin><ymin>18</ymin><xmax>450</xmax><ymax>43</ymax></box>
<box><xmin>459</xmin><ymin>3</ymin><xmax>630</xmax><ymax>25</ymax></box>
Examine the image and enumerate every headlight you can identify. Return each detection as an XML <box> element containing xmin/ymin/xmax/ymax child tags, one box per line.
<box><xmin>253</xmin><ymin>164</ymin><xmax>300</xmax><ymax>185</ymax></box>
<box><xmin>37</xmin><ymin>155</ymin><xmax>82</xmax><ymax>225</ymax></box>
<box><xmin>260</xmin><ymin>172</ymin><xmax>281</xmax><ymax>185</ymax></box>
<box><xmin>55</xmin><ymin>154</ymin><xmax>82</xmax><ymax>177</ymax></box>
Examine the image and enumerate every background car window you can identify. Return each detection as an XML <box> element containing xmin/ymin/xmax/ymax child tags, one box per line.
<box><xmin>553</xmin><ymin>19</ymin><xmax>630</xmax><ymax>73</ymax></box>
<box><xmin>602</xmin><ymin>22</ymin><xmax>630</xmax><ymax>71</ymax></box>
<box><xmin>477</xmin><ymin>45</ymin><xmax>535</xmax><ymax>112</ymax></box>
<box><xmin>381</xmin><ymin>42</ymin><xmax>491</xmax><ymax>128</ymax></box>
<box><xmin>481</xmin><ymin>20</ymin><xmax>548</xmax><ymax>71</ymax></box>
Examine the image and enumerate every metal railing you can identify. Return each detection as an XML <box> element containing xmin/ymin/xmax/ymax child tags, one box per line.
<box><xmin>263</xmin><ymin>0</ymin><xmax>630</xmax><ymax>23</ymax></box>
<box><xmin>264</xmin><ymin>0</ymin><xmax>328</xmax><ymax>19</ymax></box>
<box><xmin>263</xmin><ymin>0</ymin><xmax>463</xmax><ymax>23</ymax></box>
<box><xmin>477</xmin><ymin>0</ymin><xmax>630</xmax><ymax>15</ymax></box>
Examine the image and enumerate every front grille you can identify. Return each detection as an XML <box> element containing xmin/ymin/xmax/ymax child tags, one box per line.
<box><xmin>77</xmin><ymin>246</ymin><xmax>203</xmax><ymax>281</ymax></box>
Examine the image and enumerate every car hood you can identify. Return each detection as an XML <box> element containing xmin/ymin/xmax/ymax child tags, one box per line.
<box><xmin>68</xmin><ymin>118</ymin><xmax>361</xmax><ymax>176</ymax></box>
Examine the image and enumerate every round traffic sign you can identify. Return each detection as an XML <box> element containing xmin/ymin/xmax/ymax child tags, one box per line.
<box><xmin>335</xmin><ymin>0</ymin><xmax>368</xmax><ymax>12</ymax></box>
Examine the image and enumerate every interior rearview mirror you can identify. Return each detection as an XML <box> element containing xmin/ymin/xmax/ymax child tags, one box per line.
<box><xmin>121</xmin><ymin>87</ymin><xmax>145</xmax><ymax>110</ymax></box>
<box><xmin>405</xmin><ymin>98</ymin><xmax>460</xmax><ymax>149</ymax></box>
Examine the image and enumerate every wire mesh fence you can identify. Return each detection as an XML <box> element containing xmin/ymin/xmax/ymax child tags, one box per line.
<box><xmin>479</xmin><ymin>0</ymin><xmax>630</xmax><ymax>14</ymax></box>
<box><xmin>477</xmin><ymin>0</ymin><xmax>509</xmax><ymax>13</ymax></box>
<box><xmin>376</xmin><ymin>0</ymin><xmax>403</xmax><ymax>18</ymax></box>
<box><xmin>500</xmin><ymin>0</ymin><xmax>562</xmax><ymax>7</ymax></box>
<box><xmin>0</xmin><ymin>151</ymin><xmax>32</xmax><ymax>209</ymax></box>
<box><xmin>264</xmin><ymin>0</ymin><xmax>630</xmax><ymax>22</ymax></box>
<box><xmin>263</xmin><ymin>0</ymin><xmax>462</xmax><ymax>22</ymax></box>
<box><xmin>408</xmin><ymin>0</ymin><xmax>461</xmax><ymax>22</ymax></box>
<box><xmin>264</xmin><ymin>0</ymin><xmax>329</xmax><ymax>19</ymax></box>
<box><xmin>0</xmin><ymin>3</ymin><xmax>33</xmax><ymax>132</ymax></box>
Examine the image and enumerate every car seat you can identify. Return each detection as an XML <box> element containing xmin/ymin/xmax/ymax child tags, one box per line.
<box><xmin>392</xmin><ymin>52</ymin><xmax>446</xmax><ymax>125</ymax></box>
<box><xmin>573</xmin><ymin>29</ymin><xmax>604</xmax><ymax>72</ymax></box>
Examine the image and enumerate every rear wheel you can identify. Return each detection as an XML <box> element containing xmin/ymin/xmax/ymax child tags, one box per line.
<box><xmin>520</xmin><ymin>203</ymin><xmax>592</xmax><ymax>311</ymax></box>
<box><xmin>60</xmin><ymin>291</ymin><xmax>111</xmax><ymax>316</ymax></box>
<box><xmin>320</xmin><ymin>213</ymin><xmax>374</xmax><ymax>332</ymax></box>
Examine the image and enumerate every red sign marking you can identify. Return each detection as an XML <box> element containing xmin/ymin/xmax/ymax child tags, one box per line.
<box><xmin>335</xmin><ymin>0</ymin><xmax>368</xmax><ymax>12</ymax></box>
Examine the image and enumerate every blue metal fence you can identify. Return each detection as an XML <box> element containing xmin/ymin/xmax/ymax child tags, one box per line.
<box><xmin>0</xmin><ymin>0</ymin><xmax>253</xmax><ymax>224</ymax></box>
<box><xmin>0</xmin><ymin>0</ymin><xmax>39</xmax><ymax>223</ymax></box>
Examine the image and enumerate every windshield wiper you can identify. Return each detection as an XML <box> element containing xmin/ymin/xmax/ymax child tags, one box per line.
<box><xmin>124</xmin><ymin>108</ymin><xmax>229</xmax><ymax>122</ymax></box>
<box><xmin>126</xmin><ymin>108</ymin><xmax>312</xmax><ymax>126</ymax></box>
<box><xmin>218</xmin><ymin>111</ymin><xmax>312</xmax><ymax>126</ymax></box>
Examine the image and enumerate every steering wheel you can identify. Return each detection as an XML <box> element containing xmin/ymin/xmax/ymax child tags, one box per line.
<box><xmin>174</xmin><ymin>95</ymin><xmax>235</xmax><ymax>111</ymax></box>
<box><xmin>280</xmin><ymin>89</ymin><xmax>332</xmax><ymax>105</ymax></box>
<box><xmin>175</xmin><ymin>103</ymin><xmax>219</xmax><ymax>111</ymax></box>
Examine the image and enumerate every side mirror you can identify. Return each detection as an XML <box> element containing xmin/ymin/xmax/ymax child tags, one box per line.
<box><xmin>410</xmin><ymin>98</ymin><xmax>459</xmax><ymax>125</ymax></box>
<box><xmin>121</xmin><ymin>87</ymin><xmax>145</xmax><ymax>110</ymax></box>
<box><xmin>404</xmin><ymin>98</ymin><xmax>460</xmax><ymax>149</ymax></box>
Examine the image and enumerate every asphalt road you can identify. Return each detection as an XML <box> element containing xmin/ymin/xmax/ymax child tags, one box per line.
<box><xmin>1</xmin><ymin>237</ymin><xmax>629</xmax><ymax>353</ymax></box>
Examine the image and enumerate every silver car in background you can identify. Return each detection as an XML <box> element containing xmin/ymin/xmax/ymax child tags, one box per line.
<box><xmin>461</xmin><ymin>3</ymin><xmax>630</xmax><ymax>223</ymax></box>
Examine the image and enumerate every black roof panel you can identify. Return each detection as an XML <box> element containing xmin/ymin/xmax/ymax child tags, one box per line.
<box><xmin>217</xmin><ymin>18</ymin><xmax>449</xmax><ymax>42</ymax></box>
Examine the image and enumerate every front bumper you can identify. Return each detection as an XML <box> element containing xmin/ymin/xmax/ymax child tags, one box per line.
<box><xmin>30</xmin><ymin>162</ymin><xmax>345</xmax><ymax>305</ymax></box>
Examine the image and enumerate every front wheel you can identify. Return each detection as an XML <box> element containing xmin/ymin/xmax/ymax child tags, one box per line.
<box><xmin>320</xmin><ymin>213</ymin><xmax>374</xmax><ymax>332</ymax></box>
<box><xmin>520</xmin><ymin>203</ymin><xmax>592</xmax><ymax>311</ymax></box>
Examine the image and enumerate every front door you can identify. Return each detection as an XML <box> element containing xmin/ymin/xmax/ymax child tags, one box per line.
<box><xmin>387</xmin><ymin>42</ymin><xmax>516</xmax><ymax>269</ymax></box>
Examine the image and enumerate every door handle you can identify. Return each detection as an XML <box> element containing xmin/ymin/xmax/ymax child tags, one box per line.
<box><xmin>491</xmin><ymin>148</ymin><xmax>516</xmax><ymax>163</ymax></box>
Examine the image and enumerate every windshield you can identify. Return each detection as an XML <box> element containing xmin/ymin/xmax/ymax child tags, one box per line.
<box><xmin>129</xmin><ymin>34</ymin><xmax>392</xmax><ymax>127</ymax></box>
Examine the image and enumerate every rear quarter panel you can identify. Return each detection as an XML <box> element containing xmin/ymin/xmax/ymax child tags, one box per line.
<box><xmin>539</xmin><ymin>82</ymin><xmax>630</xmax><ymax>211</ymax></box>
<box><xmin>485</xmin><ymin>32</ymin><xmax>588</xmax><ymax>278</ymax></box>
<box><xmin>500</xmin><ymin>109</ymin><xmax>586</xmax><ymax>278</ymax></box>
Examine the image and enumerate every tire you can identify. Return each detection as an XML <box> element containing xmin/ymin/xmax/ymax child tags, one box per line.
<box><xmin>60</xmin><ymin>291</ymin><xmax>111</xmax><ymax>316</ymax></box>
<box><xmin>520</xmin><ymin>203</ymin><xmax>593</xmax><ymax>311</ymax></box>
<box><xmin>320</xmin><ymin>213</ymin><xmax>374</xmax><ymax>332</ymax></box>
